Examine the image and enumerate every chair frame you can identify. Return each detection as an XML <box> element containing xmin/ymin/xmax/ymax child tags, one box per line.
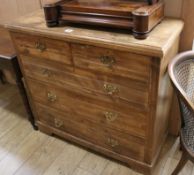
<box><xmin>168</xmin><ymin>51</ymin><xmax>194</xmax><ymax>175</ymax></box>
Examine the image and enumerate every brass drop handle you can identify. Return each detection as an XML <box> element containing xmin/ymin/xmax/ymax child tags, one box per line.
<box><xmin>42</xmin><ymin>68</ymin><xmax>53</xmax><ymax>77</ymax></box>
<box><xmin>35</xmin><ymin>41</ymin><xmax>46</xmax><ymax>52</ymax></box>
<box><xmin>104</xmin><ymin>112</ymin><xmax>118</xmax><ymax>122</ymax></box>
<box><xmin>107</xmin><ymin>138</ymin><xmax>119</xmax><ymax>148</ymax></box>
<box><xmin>103</xmin><ymin>83</ymin><xmax>119</xmax><ymax>95</ymax></box>
<box><xmin>47</xmin><ymin>92</ymin><xmax>57</xmax><ymax>102</ymax></box>
<box><xmin>54</xmin><ymin>118</ymin><xmax>63</xmax><ymax>128</ymax></box>
<box><xmin>99</xmin><ymin>55</ymin><xmax>115</xmax><ymax>68</ymax></box>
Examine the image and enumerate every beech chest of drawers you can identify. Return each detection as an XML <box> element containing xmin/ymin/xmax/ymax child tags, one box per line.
<box><xmin>7</xmin><ymin>10</ymin><xmax>183</xmax><ymax>175</ymax></box>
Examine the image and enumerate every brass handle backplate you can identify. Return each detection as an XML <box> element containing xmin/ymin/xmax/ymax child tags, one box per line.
<box><xmin>104</xmin><ymin>112</ymin><xmax>118</xmax><ymax>122</ymax></box>
<box><xmin>47</xmin><ymin>92</ymin><xmax>57</xmax><ymax>102</ymax></box>
<box><xmin>104</xmin><ymin>83</ymin><xmax>119</xmax><ymax>95</ymax></box>
<box><xmin>54</xmin><ymin>118</ymin><xmax>63</xmax><ymax>128</ymax></box>
<box><xmin>42</xmin><ymin>68</ymin><xmax>53</xmax><ymax>77</ymax></box>
<box><xmin>35</xmin><ymin>41</ymin><xmax>46</xmax><ymax>52</ymax></box>
<box><xmin>100</xmin><ymin>55</ymin><xmax>115</xmax><ymax>68</ymax></box>
<box><xmin>107</xmin><ymin>138</ymin><xmax>119</xmax><ymax>148</ymax></box>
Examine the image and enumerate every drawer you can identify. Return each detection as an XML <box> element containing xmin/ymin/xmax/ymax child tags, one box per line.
<box><xmin>71</xmin><ymin>44</ymin><xmax>151</xmax><ymax>82</ymax></box>
<box><xmin>11</xmin><ymin>32</ymin><xmax>72</xmax><ymax>65</ymax></box>
<box><xmin>20</xmin><ymin>55</ymin><xmax>73</xmax><ymax>73</ymax></box>
<box><xmin>27</xmin><ymin>79</ymin><xmax>147</xmax><ymax>138</ymax></box>
<box><xmin>21</xmin><ymin>56</ymin><xmax>149</xmax><ymax>108</ymax></box>
<box><xmin>36</xmin><ymin>103</ymin><xmax>145</xmax><ymax>161</ymax></box>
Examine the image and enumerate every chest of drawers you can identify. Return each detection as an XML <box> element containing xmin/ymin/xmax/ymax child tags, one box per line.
<box><xmin>7</xmin><ymin>10</ymin><xmax>183</xmax><ymax>175</ymax></box>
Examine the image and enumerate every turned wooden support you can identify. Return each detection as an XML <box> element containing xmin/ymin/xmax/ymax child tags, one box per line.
<box><xmin>43</xmin><ymin>0</ymin><xmax>164</xmax><ymax>39</ymax></box>
<box><xmin>132</xmin><ymin>11</ymin><xmax>149</xmax><ymax>39</ymax></box>
<box><xmin>132</xmin><ymin>1</ymin><xmax>164</xmax><ymax>39</ymax></box>
<box><xmin>147</xmin><ymin>0</ymin><xmax>159</xmax><ymax>5</ymax></box>
<box><xmin>44</xmin><ymin>5</ymin><xmax>59</xmax><ymax>27</ymax></box>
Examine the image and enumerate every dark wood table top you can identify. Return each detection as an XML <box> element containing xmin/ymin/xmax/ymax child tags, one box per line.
<box><xmin>0</xmin><ymin>26</ymin><xmax>16</xmax><ymax>59</ymax></box>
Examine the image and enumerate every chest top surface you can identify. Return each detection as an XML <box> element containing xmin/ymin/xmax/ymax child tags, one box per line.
<box><xmin>0</xmin><ymin>26</ymin><xmax>16</xmax><ymax>59</ymax></box>
<box><xmin>6</xmin><ymin>10</ymin><xmax>183</xmax><ymax>58</ymax></box>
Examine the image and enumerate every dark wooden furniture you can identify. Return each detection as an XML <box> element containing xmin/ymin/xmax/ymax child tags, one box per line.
<box><xmin>7</xmin><ymin>10</ymin><xmax>183</xmax><ymax>175</ymax></box>
<box><xmin>0</xmin><ymin>27</ymin><xmax>36</xmax><ymax>130</ymax></box>
<box><xmin>43</xmin><ymin>0</ymin><xmax>164</xmax><ymax>39</ymax></box>
<box><xmin>0</xmin><ymin>70</ymin><xmax>4</xmax><ymax>83</ymax></box>
<box><xmin>169</xmin><ymin>51</ymin><xmax>194</xmax><ymax>175</ymax></box>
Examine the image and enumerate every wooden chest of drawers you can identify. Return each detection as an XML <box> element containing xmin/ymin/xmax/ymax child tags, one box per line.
<box><xmin>7</xmin><ymin>10</ymin><xmax>183</xmax><ymax>175</ymax></box>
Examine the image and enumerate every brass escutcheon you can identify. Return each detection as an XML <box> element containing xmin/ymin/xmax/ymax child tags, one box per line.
<box><xmin>54</xmin><ymin>118</ymin><xmax>63</xmax><ymax>128</ymax></box>
<box><xmin>47</xmin><ymin>92</ymin><xmax>57</xmax><ymax>102</ymax></box>
<box><xmin>107</xmin><ymin>138</ymin><xmax>119</xmax><ymax>148</ymax></box>
<box><xmin>104</xmin><ymin>112</ymin><xmax>118</xmax><ymax>122</ymax></box>
<box><xmin>35</xmin><ymin>41</ymin><xmax>46</xmax><ymax>52</ymax></box>
<box><xmin>103</xmin><ymin>83</ymin><xmax>119</xmax><ymax>95</ymax></box>
<box><xmin>42</xmin><ymin>68</ymin><xmax>53</xmax><ymax>77</ymax></box>
<box><xmin>99</xmin><ymin>55</ymin><xmax>115</xmax><ymax>68</ymax></box>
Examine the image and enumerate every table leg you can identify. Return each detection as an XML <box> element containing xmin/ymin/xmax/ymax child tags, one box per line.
<box><xmin>11</xmin><ymin>57</ymin><xmax>38</xmax><ymax>130</ymax></box>
<box><xmin>17</xmin><ymin>81</ymin><xmax>38</xmax><ymax>130</ymax></box>
<box><xmin>0</xmin><ymin>70</ymin><xmax>5</xmax><ymax>84</ymax></box>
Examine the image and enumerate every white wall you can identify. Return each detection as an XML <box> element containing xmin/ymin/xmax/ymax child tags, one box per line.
<box><xmin>0</xmin><ymin>0</ymin><xmax>41</xmax><ymax>24</ymax></box>
<box><xmin>165</xmin><ymin>0</ymin><xmax>183</xmax><ymax>17</ymax></box>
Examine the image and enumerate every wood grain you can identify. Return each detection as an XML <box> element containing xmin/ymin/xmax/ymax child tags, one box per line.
<box><xmin>0</xmin><ymin>26</ymin><xmax>17</xmax><ymax>84</ymax></box>
<box><xmin>79</xmin><ymin>153</ymin><xmax>109</xmax><ymax>175</ymax></box>
<box><xmin>14</xmin><ymin>137</ymin><xmax>66</xmax><ymax>175</ymax></box>
<box><xmin>40</xmin><ymin>0</ymin><xmax>183</xmax><ymax>18</ymax></box>
<box><xmin>24</xmin><ymin>77</ymin><xmax>146</xmax><ymax>161</ymax></box>
<box><xmin>72</xmin><ymin>168</ymin><xmax>94</xmax><ymax>175</ymax></box>
<box><xmin>71</xmin><ymin>43</ymin><xmax>151</xmax><ymax>81</ymax></box>
<box><xmin>19</xmin><ymin>54</ymin><xmax>150</xmax><ymax>109</ymax></box>
<box><xmin>35</xmin><ymin>98</ymin><xmax>147</xmax><ymax>138</ymax></box>
<box><xmin>0</xmin><ymin>27</ymin><xmax>15</xmax><ymax>59</ymax></box>
<box><xmin>11</xmin><ymin>32</ymin><xmax>72</xmax><ymax>66</ymax></box>
<box><xmin>0</xmin><ymin>128</ymin><xmax>48</xmax><ymax>175</ymax></box>
<box><xmin>43</xmin><ymin>0</ymin><xmax>164</xmax><ymax>39</ymax></box>
<box><xmin>7</xmin><ymin>11</ymin><xmax>184</xmax><ymax>58</ymax></box>
<box><xmin>43</xmin><ymin>144</ymin><xmax>87</xmax><ymax>175</ymax></box>
<box><xmin>0</xmin><ymin>84</ymin><xmax>193</xmax><ymax>175</ymax></box>
<box><xmin>7</xmin><ymin>11</ymin><xmax>183</xmax><ymax>174</ymax></box>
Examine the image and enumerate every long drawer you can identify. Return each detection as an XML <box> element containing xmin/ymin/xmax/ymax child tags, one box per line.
<box><xmin>35</xmin><ymin>103</ymin><xmax>146</xmax><ymax>161</ymax></box>
<box><xmin>11</xmin><ymin>32</ymin><xmax>72</xmax><ymax>66</ymax></box>
<box><xmin>20</xmin><ymin>56</ymin><xmax>149</xmax><ymax>110</ymax></box>
<box><xmin>27</xmin><ymin>78</ymin><xmax>147</xmax><ymax>138</ymax></box>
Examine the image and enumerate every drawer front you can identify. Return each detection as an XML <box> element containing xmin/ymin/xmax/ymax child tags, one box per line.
<box><xmin>72</xmin><ymin>44</ymin><xmax>151</xmax><ymax>82</ymax></box>
<box><xmin>36</xmin><ymin>103</ymin><xmax>145</xmax><ymax>161</ymax></box>
<box><xmin>21</xmin><ymin>56</ymin><xmax>149</xmax><ymax>109</ymax></box>
<box><xmin>11</xmin><ymin>32</ymin><xmax>72</xmax><ymax>65</ymax></box>
<box><xmin>27</xmin><ymin>79</ymin><xmax>147</xmax><ymax>138</ymax></box>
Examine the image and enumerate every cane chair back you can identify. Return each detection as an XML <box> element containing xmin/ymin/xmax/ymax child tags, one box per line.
<box><xmin>169</xmin><ymin>51</ymin><xmax>194</xmax><ymax>155</ymax></box>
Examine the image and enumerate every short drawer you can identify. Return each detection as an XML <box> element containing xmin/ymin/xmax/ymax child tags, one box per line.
<box><xmin>27</xmin><ymin>79</ymin><xmax>147</xmax><ymax>138</ymax></box>
<box><xmin>71</xmin><ymin>44</ymin><xmax>151</xmax><ymax>81</ymax></box>
<box><xmin>11</xmin><ymin>32</ymin><xmax>72</xmax><ymax>65</ymax></box>
<box><xmin>36</xmin><ymin>103</ymin><xmax>145</xmax><ymax>161</ymax></box>
<box><xmin>21</xmin><ymin>56</ymin><xmax>149</xmax><ymax>109</ymax></box>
